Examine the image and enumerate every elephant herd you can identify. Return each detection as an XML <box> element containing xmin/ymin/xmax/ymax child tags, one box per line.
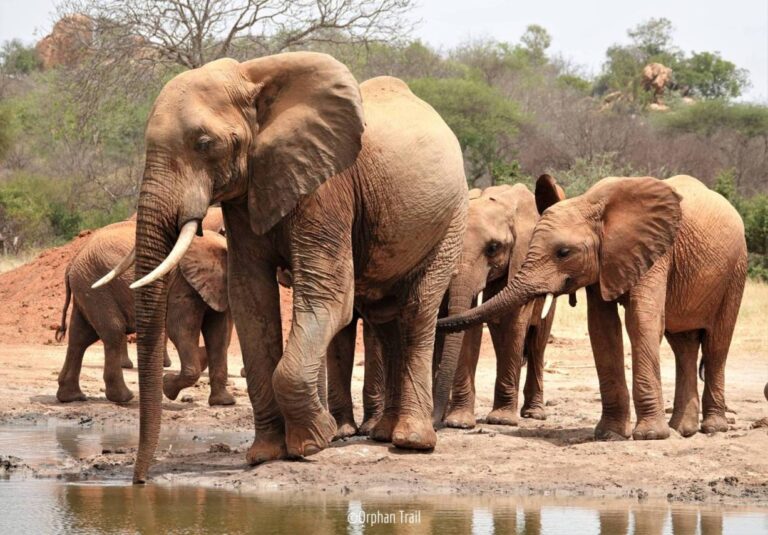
<box><xmin>52</xmin><ymin>51</ymin><xmax>749</xmax><ymax>484</ymax></box>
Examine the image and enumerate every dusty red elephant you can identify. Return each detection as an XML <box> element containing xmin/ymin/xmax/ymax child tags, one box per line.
<box><xmin>441</xmin><ymin>174</ymin><xmax>747</xmax><ymax>440</ymax></box>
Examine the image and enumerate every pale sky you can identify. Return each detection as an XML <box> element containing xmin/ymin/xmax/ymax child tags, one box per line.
<box><xmin>1</xmin><ymin>0</ymin><xmax>766</xmax><ymax>102</ymax></box>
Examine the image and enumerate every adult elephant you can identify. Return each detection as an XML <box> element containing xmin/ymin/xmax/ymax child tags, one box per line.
<box><xmin>125</xmin><ymin>53</ymin><xmax>467</xmax><ymax>483</ymax></box>
<box><xmin>56</xmin><ymin>218</ymin><xmax>234</xmax><ymax>406</ymax></box>
<box><xmin>440</xmin><ymin>174</ymin><xmax>747</xmax><ymax>440</ymax></box>
<box><xmin>432</xmin><ymin>184</ymin><xmax>563</xmax><ymax>429</ymax></box>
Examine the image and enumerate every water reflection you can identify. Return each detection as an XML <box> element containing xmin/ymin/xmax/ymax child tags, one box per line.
<box><xmin>0</xmin><ymin>481</ymin><xmax>764</xmax><ymax>534</ymax></box>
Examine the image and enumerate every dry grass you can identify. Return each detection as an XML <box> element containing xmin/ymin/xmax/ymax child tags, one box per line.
<box><xmin>0</xmin><ymin>250</ymin><xmax>41</xmax><ymax>274</ymax></box>
<box><xmin>551</xmin><ymin>280</ymin><xmax>767</xmax><ymax>355</ymax></box>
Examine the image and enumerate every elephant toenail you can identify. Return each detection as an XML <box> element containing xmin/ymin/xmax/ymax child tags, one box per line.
<box><xmin>408</xmin><ymin>432</ymin><xmax>420</xmax><ymax>443</ymax></box>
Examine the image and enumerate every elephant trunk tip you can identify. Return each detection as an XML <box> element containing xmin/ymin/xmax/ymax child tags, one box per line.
<box><xmin>436</xmin><ymin>314</ymin><xmax>478</xmax><ymax>333</ymax></box>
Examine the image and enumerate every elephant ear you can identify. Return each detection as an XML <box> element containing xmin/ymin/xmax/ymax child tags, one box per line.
<box><xmin>535</xmin><ymin>174</ymin><xmax>566</xmax><ymax>215</ymax></box>
<box><xmin>498</xmin><ymin>185</ymin><xmax>539</xmax><ymax>280</ymax></box>
<box><xmin>240</xmin><ymin>52</ymin><xmax>365</xmax><ymax>235</ymax></box>
<box><xmin>591</xmin><ymin>177</ymin><xmax>682</xmax><ymax>301</ymax></box>
<box><xmin>179</xmin><ymin>232</ymin><xmax>229</xmax><ymax>312</ymax></box>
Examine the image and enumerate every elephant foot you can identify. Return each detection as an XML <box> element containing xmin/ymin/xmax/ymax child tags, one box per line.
<box><xmin>521</xmin><ymin>402</ymin><xmax>547</xmax><ymax>420</ymax></box>
<box><xmin>632</xmin><ymin>416</ymin><xmax>670</xmax><ymax>440</ymax></box>
<box><xmin>701</xmin><ymin>413</ymin><xmax>729</xmax><ymax>435</ymax></box>
<box><xmin>443</xmin><ymin>407</ymin><xmax>476</xmax><ymax>429</ymax></box>
<box><xmin>392</xmin><ymin>415</ymin><xmax>436</xmax><ymax>450</ymax></box>
<box><xmin>359</xmin><ymin>413</ymin><xmax>383</xmax><ymax>436</ymax></box>
<box><xmin>246</xmin><ymin>431</ymin><xmax>287</xmax><ymax>465</ymax></box>
<box><xmin>669</xmin><ymin>410</ymin><xmax>699</xmax><ymax>437</ymax></box>
<box><xmin>369</xmin><ymin>412</ymin><xmax>398</xmax><ymax>442</ymax></box>
<box><xmin>486</xmin><ymin>408</ymin><xmax>519</xmax><ymax>427</ymax></box>
<box><xmin>163</xmin><ymin>354</ymin><xmax>171</xmax><ymax>368</ymax></box>
<box><xmin>208</xmin><ymin>389</ymin><xmax>236</xmax><ymax>406</ymax></box>
<box><xmin>121</xmin><ymin>357</ymin><xmax>134</xmax><ymax>369</ymax></box>
<box><xmin>162</xmin><ymin>374</ymin><xmax>183</xmax><ymax>400</ymax></box>
<box><xmin>594</xmin><ymin>416</ymin><xmax>631</xmax><ymax>440</ymax></box>
<box><xmin>334</xmin><ymin>421</ymin><xmax>358</xmax><ymax>440</ymax></box>
<box><xmin>105</xmin><ymin>384</ymin><xmax>134</xmax><ymax>404</ymax></box>
<box><xmin>285</xmin><ymin>409</ymin><xmax>336</xmax><ymax>458</ymax></box>
<box><xmin>57</xmin><ymin>386</ymin><xmax>87</xmax><ymax>403</ymax></box>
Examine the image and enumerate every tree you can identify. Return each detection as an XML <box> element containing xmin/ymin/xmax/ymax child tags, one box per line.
<box><xmin>58</xmin><ymin>0</ymin><xmax>416</xmax><ymax>69</ymax></box>
<box><xmin>409</xmin><ymin>77</ymin><xmax>523</xmax><ymax>186</ymax></box>
<box><xmin>519</xmin><ymin>24</ymin><xmax>551</xmax><ymax>65</ymax></box>
<box><xmin>627</xmin><ymin>18</ymin><xmax>676</xmax><ymax>57</ymax></box>
<box><xmin>0</xmin><ymin>39</ymin><xmax>41</xmax><ymax>75</ymax></box>
<box><xmin>676</xmin><ymin>51</ymin><xmax>749</xmax><ymax>99</ymax></box>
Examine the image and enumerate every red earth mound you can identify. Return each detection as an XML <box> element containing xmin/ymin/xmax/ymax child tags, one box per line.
<box><xmin>0</xmin><ymin>231</ymin><xmax>333</xmax><ymax>352</ymax></box>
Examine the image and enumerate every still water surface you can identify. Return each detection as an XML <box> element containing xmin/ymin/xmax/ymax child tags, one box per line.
<box><xmin>0</xmin><ymin>421</ymin><xmax>765</xmax><ymax>534</ymax></box>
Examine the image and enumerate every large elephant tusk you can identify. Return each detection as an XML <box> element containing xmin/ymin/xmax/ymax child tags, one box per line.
<box><xmin>477</xmin><ymin>291</ymin><xmax>483</xmax><ymax>305</ymax></box>
<box><xmin>130</xmin><ymin>221</ymin><xmax>198</xmax><ymax>289</ymax></box>
<box><xmin>540</xmin><ymin>293</ymin><xmax>554</xmax><ymax>319</ymax></box>
<box><xmin>91</xmin><ymin>249</ymin><xmax>136</xmax><ymax>289</ymax></box>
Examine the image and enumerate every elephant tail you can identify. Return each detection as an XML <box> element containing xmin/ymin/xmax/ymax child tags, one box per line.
<box><xmin>55</xmin><ymin>269</ymin><xmax>72</xmax><ymax>342</ymax></box>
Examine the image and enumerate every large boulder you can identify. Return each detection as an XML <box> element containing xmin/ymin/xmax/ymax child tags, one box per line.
<box><xmin>35</xmin><ymin>15</ymin><xmax>93</xmax><ymax>70</ymax></box>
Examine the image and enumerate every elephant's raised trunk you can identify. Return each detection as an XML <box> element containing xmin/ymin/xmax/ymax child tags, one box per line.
<box><xmin>432</xmin><ymin>277</ymin><xmax>475</xmax><ymax>426</ymax></box>
<box><xmin>132</xmin><ymin>184</ymin><xmax>181</xmax><ymax>484</ymax></box>
<box><xmin>437</xmin><ymin>275</ymin><xmax>537</xmax><ymax>333</ymax></box>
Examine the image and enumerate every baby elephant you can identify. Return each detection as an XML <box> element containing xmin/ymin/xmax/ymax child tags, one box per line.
<box><xmin>55</xmin><ymin>219</ymin><xmax>234</xmax><ymax>406</ymax></box>
<box><xmin>432</xmin><ymin>185</ymin><xmax>563</xmax><ymax>428</ymax></box>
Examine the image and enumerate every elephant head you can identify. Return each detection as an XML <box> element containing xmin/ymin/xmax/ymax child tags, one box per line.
<box><xmin>432</xmin><ymin>184</ymin><xmax>541</xmax><ymax>424</ymax></box>
<box><xmin>179</xmin><ymin>231</ymin><xmax>229</xmax><ymax>313</ymax></box>
<box><xmin>128</xmin><ymin>52</ymin><xmax>365</xmax><ymax>483</ymax></box>
<box><xmin>438</xmin><ymin>174</ymin><xmax>683</xmax><ymax>332</ymax></box>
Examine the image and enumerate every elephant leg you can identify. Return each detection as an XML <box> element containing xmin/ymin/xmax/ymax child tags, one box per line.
<box><xmin>521</xmin><ymin>309</ymin><xmax>553</xmax><ymax>420</ymax></box>
<box><xmin>57</xmin><ymin>307</ymin><xmax>98</xmax><ymax>402</ymax></box>
<box><xmin>444</xmin><ymin>322</ymin><xmax>483</xmax><ymax>429</ymax></box>
<box><xmin>372</xmin><ymin>219</ymin><xmax>462</xmax><ymax>450</ymax></box>
<box><xmin>625</xmin><ymin>266</ymin><xmax>669</xmax><ymax>440</ymax></box>
<box><xmin>327</xmin><ymin>317</ymin><xmax>359</xmax><ymax>439</ymax></box>
<box><xmin>102</xmin><ymin>331</ymin><xmax>134</xmax><ymax>403</ymax></box>
<box><xmin>485</xmin><ymin>309</ymin><xmax>530</xmax><ymax>427</ymax></box>
<box><xmin>164</xmin><ymin>299</ymin><xmax>206</xmax><ymax>401</ymax></box>
<box><xmin>201</xmin><ymin>310</ymin><xmax>235</xmax><ymax>407</ymax></box>
<box><xmin>360</xmin><ymin>319</ymin><xmax>385</xmax><ymax>435</ymax></box>
<box><xmin>701</xmin><ymin>274</ymin><xmax>744</xmax><ymax>434</ymax></box>
<box><xmin>586</xmin><ymin>285</ymin><xmax>631</xmax><ymax>440</ymax></box>
<box><xmin>273</xmin><ymin>235</ymin><xmax>354</xmax><ymax>459</ymax></box>
<box><xmin>666</xmin><ymin>330</ymin><xmax>701</xmax><ymax>437</ymax></box>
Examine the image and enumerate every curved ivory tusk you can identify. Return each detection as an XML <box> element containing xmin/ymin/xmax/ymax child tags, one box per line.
<box><xmin>477</xmin><ymin>291</ymin><xmax>483</xmax><ymax>305</ymax></box>
<box><xmin>129</xmin><ymin>221</ymin><xmax>198</xmax><ymax>290</ymax></box>
<box><xmin>91</xmin><ymin>249</ymin><xmax>136</xmax><ymax>289</ymax></box>
<box><xmin>540</xmin><ymin>293</ymin><xmax>554</xmax><ymax>319</ymax></box>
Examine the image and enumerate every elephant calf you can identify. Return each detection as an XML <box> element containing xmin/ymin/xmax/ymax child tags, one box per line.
<box><xmin>55</xmin><ymin>219</ymin><xmax>235</xmax><ymax>406</ymax></box>
<box><xmin>433</xmin><ymin>184</ymin><xmax>563</xmax><ymax>429</ymax></box>
<box><xmin>441</xmin><ymin>174</ymin><xmax>747</xmax><ymax>440</ymax></box>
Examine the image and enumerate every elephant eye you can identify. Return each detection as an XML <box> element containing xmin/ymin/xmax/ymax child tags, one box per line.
<box><xmin>195</xmin><ymin>136</ymin><xmax>213</xmax><ymax>153</ymax></box>
<box><xmin>485</xmin><ymin>241</ymin><xmax>501</xmax><ymax>256</ymax></box>
<box><xmin>556</xmin><ymin>247</ymin><xmax>571</xmax><ymax>259</ymax></box>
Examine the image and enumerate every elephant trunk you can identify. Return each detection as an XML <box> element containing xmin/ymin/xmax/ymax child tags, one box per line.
<box><xmin>432</xmin><ymin>277</ymin><xmax>475</xmax><ymax>426</ymax></box>
<box><xmin>132</xmin><ymin>183</ymin><xmax>179</xmax><ymax>484</ymax></box>
<box><xmin>437</xmin><ymin>275</ymin><xmax>537</xmax><ymax>333</ymax></box>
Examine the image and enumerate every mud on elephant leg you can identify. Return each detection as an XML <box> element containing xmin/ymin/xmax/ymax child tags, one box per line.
<box><xmin>444</xmin><ymin>323</ymin><xmax>483</xmax><ymax>429</ymax></box>
<box><xmin>327</xmin><ymin>318</ymin><xmax>359</xmax><ymax>439</ymax></box>
<box><xmin>102</xmin><ymin>332</ymin><xmax>135</xmax><ymax>403</ymax></box>
<box><xmin>57</xmin><ymin>308</ymin><xmax>98</xmax><ymax>403</ymax></box>
<box><xmin>360</xmin><ymin>320</ymin><xmax>385</xmax><ymax>435</ymax></box>
<box><xmin>586</xmin><ymin>286</ymin><xmax>632</xmax><ymax>440</ymax></box>
<box><xmin>666</xmin><ymin>330</ymin><xmax>701</xmax><ymax>437</ymax></box>
<box><xmin>201</xmin><ymin>310</ymin><xmax>235</xmax><ymax>407</ymax></box>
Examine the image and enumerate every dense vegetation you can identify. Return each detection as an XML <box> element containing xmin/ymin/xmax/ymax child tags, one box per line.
<box><xmin>0</xmin><ymin>5</ymin><xmax>766</xmax><ymax>278</ymax></box>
